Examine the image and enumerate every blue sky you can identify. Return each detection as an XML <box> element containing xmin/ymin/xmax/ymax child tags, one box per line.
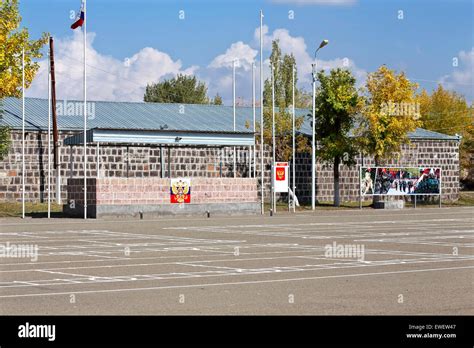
<box><xmin>21</xmin><ymin>0</ymin><xmax>473</xmax><ymax>104</ymax></box>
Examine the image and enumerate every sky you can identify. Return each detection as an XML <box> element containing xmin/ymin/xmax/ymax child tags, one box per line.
<box><xmin>20</xmin><ymin>0</ymin><xmax>474</xmax><ymax>105</ymax></box>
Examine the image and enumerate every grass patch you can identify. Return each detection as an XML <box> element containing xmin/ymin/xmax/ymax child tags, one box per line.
<box><xmin>451</xmin><ymin>191</ymin><xmax>474</xmax><ymax>206</ymax></box>
<box><xmin>0</xmin><ymin>202</ymin><xmax>63</xmax><ymax>218</ymax></box>
<box><xmin>1</xmin><ymin>192</ymin><xmax>472</xmax><ymax>218</ymax></box>
<box><xmin>265</xmin><ymin>200</ymin><xmax>371</xmax><ymax>211</ymax></box>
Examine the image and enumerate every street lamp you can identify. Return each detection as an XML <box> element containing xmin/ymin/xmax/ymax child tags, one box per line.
<box><xmin>311</xmin><ymin>39</ymin><xmax>329</xmax><ymax>211</ymax></box>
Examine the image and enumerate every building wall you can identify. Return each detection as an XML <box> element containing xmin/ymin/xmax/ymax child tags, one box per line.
<box><xmin>67</xmin><ymin>177</ymin><xmax>257</xmax><ymax>205</ymax></box>
<box><xmin>291</xmin><ymin>139</ymin><xmax>460</xmax><ymax>202</ymax></box>
<box><xmin>0</xmin><ymin>130</ymin><xmax>460</xmax><ymax>204</ymax></box>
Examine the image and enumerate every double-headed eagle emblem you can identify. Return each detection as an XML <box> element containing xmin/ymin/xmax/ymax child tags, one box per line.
<box><xmin>171</xmin><ymin>179</ymin><xmax>191</xmax><ymax>203</ymax></box>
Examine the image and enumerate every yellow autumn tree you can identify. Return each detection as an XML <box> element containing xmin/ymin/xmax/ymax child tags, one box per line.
<box><xmin>0</xmin><ymin>0</ymin><xmax>48</xmax><ymax>98</ymax></box>
<box><xmin>417</xmin><ymin>85</ymin><xmax>473</xmax><ymax>182</ymax></box>
<box><xmin>356</xmin><ymin>65</ymin><xmax>421</xmax><ymax>165</ymax></box>
<box><xmin>0</xmin><ymin>0</ymin><xmax>48</xmax><ymax>159</ymax></box>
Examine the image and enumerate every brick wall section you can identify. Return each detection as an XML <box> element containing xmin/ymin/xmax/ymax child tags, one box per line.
<box><xmin>289</xmin><ymin>140</ymin><xmax>460</xmax><ymax>202</ymax></box>
<box><xmin>0</xmin><ymin>130</ymin><xmax>460</xmax><ymax>204</ymax></box>
<box><xmin>0</xmin><ymin>130</ymin><xmax>260</xmax><ymax>202</ymax></box>
<box><xmin>66</xmin><ymin>177</ymin><xmax>257</xmax><ymax>206</ymax></box>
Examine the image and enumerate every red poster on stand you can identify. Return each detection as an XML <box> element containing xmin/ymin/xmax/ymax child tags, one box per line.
<box><xmin>274</xmin><ymin>162</ymin><xmax>289</xmax><ymax>192</ymax></box>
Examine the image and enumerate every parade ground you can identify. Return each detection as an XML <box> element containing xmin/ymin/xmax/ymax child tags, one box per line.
<box><xmin>0</xmin><ymin>207</ymin><xmax>473</xmax><ymax>315</ymax></box>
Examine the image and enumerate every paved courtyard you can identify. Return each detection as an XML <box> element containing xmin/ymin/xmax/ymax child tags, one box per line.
<box><xmin>0</xmin><ymin>207</ymin><xmax>473</xmax><ymax>315</ymax></box>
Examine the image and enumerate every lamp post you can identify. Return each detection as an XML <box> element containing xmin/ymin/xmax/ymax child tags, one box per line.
<box><xmin>311</xmin><ymin>39</ymin><xmax>329</xmax><ymax>211</ymax></box>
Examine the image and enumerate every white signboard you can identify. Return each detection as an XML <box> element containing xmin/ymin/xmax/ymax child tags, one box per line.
<box><xmin>274</xmin><ymin>162</ymin><xmax>289</xmax><ymax>193</ymax></box>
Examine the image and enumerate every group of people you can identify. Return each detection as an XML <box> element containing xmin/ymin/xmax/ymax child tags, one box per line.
<box><xmin>361</xmin><ymin>168</ymin><xmax>440</xmax><ymax>196</ymax></box>
<box><xmin>393</xmin><ymin>179</ymin><xmax>415</xmax><ymax>194</ymax></box>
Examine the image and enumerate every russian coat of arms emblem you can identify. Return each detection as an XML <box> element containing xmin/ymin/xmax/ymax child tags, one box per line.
<box><xmin>170</xmin><ymin>178</ymin><xmax>191</xmax><ymax>203</ymax></box>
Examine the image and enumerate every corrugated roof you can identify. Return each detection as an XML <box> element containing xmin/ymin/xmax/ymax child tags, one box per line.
<box><xmin>0</xmin><ymin>97</ymin><xmax>266</xmax><ymax>133</ymax></box>
<box><xmin>0</xmin><ymin>97</ymin><xmax>459</xmax><ymax>140</ymax></box>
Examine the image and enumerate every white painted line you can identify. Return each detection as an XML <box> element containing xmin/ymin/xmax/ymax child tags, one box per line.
<box><xmin>0</xmin><ymin>265</ymin><xmax>472</xmax><ymax>299</ymax></box>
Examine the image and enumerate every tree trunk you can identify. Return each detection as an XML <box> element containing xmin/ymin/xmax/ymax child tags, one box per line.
<box><xmin>372</xmin><ymin>156</ymin><xmax>381</xmax><ymax>206</ymax></box>
<box><xmin>334</xmin><ymin>156</ymin><xmax>340</xmax><ymax>207</ymax></box>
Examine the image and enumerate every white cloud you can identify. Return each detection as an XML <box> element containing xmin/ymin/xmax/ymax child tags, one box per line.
<box><xmin>253</xmin><ymin>25</ymin><xmax>366</xmax><ymax>86</ymax></box>
<box><xmin>28</xmin><ymin>26</ymin><xmax>366</xmax><ymax>106</ymax></box>
<box><xmin>206</xmin><ymin>25</ymin><xmax>367</xmax><ymax>105</ymax></box>
<box><xmin>269</xmin><ymin>0</ymin><xmax>356</xmax><ymax>6</ymax></box>
<box><xmin>208</xmin><ymin>41</ymin><xmax>258</xmax><ymax>71</ymax></box>
<box><xmin>28</xmin><ymin>31</ymin><xmax>198</xmax><ymax>102</ymax></box>
<box><xmin>438</xmin><ymin>47</ymin><xmax>474</xmax><ymax>101</ymax></box>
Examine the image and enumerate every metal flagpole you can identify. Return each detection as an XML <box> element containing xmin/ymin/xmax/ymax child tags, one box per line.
<box><xmin>22</xmin><ymin>48</ymin><xmax>25</xmax><ymax>219</ymax></box>
<box><xmin>252</xmin><ymin>62</ymin><xmax>256</xmax><ymax>179</ymax></box>
<box><xmin>83</xmin><ymin>0</ymin><xmax>87</xmax><ymax>219</ymax></box>
<box><xmin>271</xmin><ymin>63</ymin><xmax>276</xmax><ymax>214</ymax></box>
<box><xmin>259</xmin><ymin>10</ymin><xmax>264</xmax><ymax>215</ymax></box>
<box><xmin>48</xmin><ymin>49</ymin><xmax>52</xmax><ymax>218</ymax></box>
<box><xmin>233</xmin><ymin>59</ymin><xmax>236</xmax><ymax>178</ymax></box>
<box><xmin>292</xmin><ymin>64</ymin><xmax>296</xmax><ymax>213</ymax></box>
<box><xmin>311</xmin><ymin>62</ymin><xmax>316</xmax><ymax>210</ymax></box>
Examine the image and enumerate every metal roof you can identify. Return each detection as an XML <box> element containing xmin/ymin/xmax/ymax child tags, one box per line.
<box><xmin>1</xmin><ymin>97</ymin><xmax>459</xmax><ymax>141</ymax></box>
<box><xmin>1</xmin><ymin>97</ymin><xmax>265</xmax><ymax>133</ymax></box>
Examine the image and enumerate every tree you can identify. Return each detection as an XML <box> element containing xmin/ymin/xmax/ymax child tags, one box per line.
<box><xmin>0</xmin><ymin>101</ymin><xmax>10</xmax><ymax>160</ymax></box>
<box><xmin>417</xmin><ymin>85</ymin><xmax>473</xmax><ymax>183</ymax></box>
<box><xmin>144</xmin><ymin>74</ymin><xmax>209</xmax><ymax>104</ymax></box>
<box><xmin>259</xmin><ymin>40</ymin><xmax>310</xmax><ymax>163</ymax></box>
<box><xmin>355</xmin><ymin>65</ymin><xmax>421</xmax><ymax>165</ymax></box>
<box><xmin>314</xmin><ymin>68</ymin><xmax>361</xmax><ymax>207</ymax></box>
<box><xmin>263</xmin><ymin>40</ymin><xmax>308</xmax><ymax>108</ymax></box>
<box><xmin>295</xmin><ymin>89</ymin><xmax>312</xmax><ymax>109</ymax></box>
<box><xmin>212</xmin><ymin>93</ymin><xmax>223</xmax><ymax>105</ymax></box>
<box><xmin>0</xmin><ymin>0</ymin><xmax>49</xmax><ymax>159</ymax></box>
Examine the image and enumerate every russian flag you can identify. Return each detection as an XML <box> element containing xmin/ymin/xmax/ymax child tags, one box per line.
<box><xmin>71</xmin><ymin>2</ymin><xmax>85</xmax><ymax>30</ymax></box>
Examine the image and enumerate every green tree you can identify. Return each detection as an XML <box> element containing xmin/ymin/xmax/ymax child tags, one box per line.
<box><xmin>259</xmin><ymin>40</ymin><xmax>309</xmax><ymax>163</ymax></box>
<box><xmin>212</xmin><ymin>93</ymin><xmax>223</xmax><ymax>105</ymax></box>
<box><xmin>295</xmin><ymin>89</ymin><xmax>312</xmax><ymax>109</ymax></box>
<box><xmin>0</xmin><ymin>101</ymin><xmax>10</xmax><ymax>160</ymax></box>
<box><xmin>0</xmin><ymin>0</ymin><xmax>49</xmax><ymax>159</ymax></box>
<box><xmin>144</xmin><ymin>74</ymin><xmax>209</xmax><ymax>104</ymax></box>
<box><xmin>418</xmin><ymin>85</ymin><xmax>473</xmax><ymax>183</ymax></box>
<box><xmin>355</xmin><ymin>65</ymin><xmax>421</xmax><ymax>165</ymax></box>
<box><xmin>263</xmin><ymin>40</ymin><xmax>307</xmax><ymax>108</ymax></box>
<box><xmin>314</xmin><ymin>68</ymin><xmax>361</xmax><ymax>207</ymax></box>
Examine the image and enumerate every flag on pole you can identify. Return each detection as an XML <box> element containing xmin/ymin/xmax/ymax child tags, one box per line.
<box><xmin>71</xmin><ymin>1</ymin><xmax>85</xmax><ymax>29</ymax></box>
<box><xmin>70</xmin><ymin>0</ymin><xmax>88</xmax><ymax>218</ymax></box>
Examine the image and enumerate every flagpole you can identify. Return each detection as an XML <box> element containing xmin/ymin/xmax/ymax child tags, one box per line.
<box><xmin>259</xmin><ymin>10</ymin><xmax>264</xmax><ymax>215</ymax></box>
<box><xmin>252</xmin><ymin>62</ymin><xmax>256</xmax><ymax>178</ymax></box>
<box><xmin>292</xmin><ymin>64</ymin><xmax>296</xmax><ymax>213</ymax></box>
<box><xmin>83</xmin><ymin>0</ymin><xmax>87</xmax><ymax>219</ymax></box>
<box><xmin>271</xmin><ymin>63</ymin><xmax>275</xmax><ymax>214</ymax></box>
<box><xmin>48</xmin><ymin>48</ymin><xmax>52</xmax><ymax>219</ymax></box>
<box><xmin>22</xmin><ymin>48</ymin><xmax>25</xmax><ymax>219</ymax></box>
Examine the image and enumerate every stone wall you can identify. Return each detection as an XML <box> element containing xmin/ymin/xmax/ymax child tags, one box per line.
<box><xmin>0</xmin><ymin>130</ymin><xmax>461</xmax><ymax>204</ymax></box>
<box><xmin>67</xmin><ymin>177</ymin><xmax>258</xmax><ymax>205</ymax></box>
<box><xmin>65</xmin><ymin>177</ymin><xmax>258</xmax><ymax>218</ymax></box>
<box><xmin>0</xmin><ymin>130</ymin><xmax>266</xmax><ymax>203</ymax></box>
<box><xmin>291</xmin><ymin>140</ymin><xmax>460</xmax><ymax>202</ymax></box>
